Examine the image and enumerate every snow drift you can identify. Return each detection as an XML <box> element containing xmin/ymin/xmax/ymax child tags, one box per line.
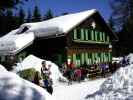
<box><xmin>86</xmin><ymin>53</ymin><xmax>133</xmax><ymax>100</ymax></box>
<box><xmin>0</xmin><ymin>65</ymin><xmax>55</xmax><ymax>100</ymax></box>
<box><xmin>0</xmin><ymin>64</ymin><xmax>7</xmax><ymax>72</ymax></box>
<box><xmin>13</xmin><ymin>55</ymin><xmax>67</xmax><ymax>85</ymax></box>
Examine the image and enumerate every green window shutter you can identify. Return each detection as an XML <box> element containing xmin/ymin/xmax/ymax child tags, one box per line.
<box><xmin>95</xmin><ymin>52</ymin><xmax>98</xmax><ymax>63</ymax></box>
<box><xmin>103</xmin><ymin>52</ymin><xmax>107</xmax><ymax>62</ymax></box>
<box><xmin>88</xmin><ymin>53</ymin><xmax>92</xmax><ymax>65</ymax></box>
<box><xmin>108</xmin><ymin>52</ymin><xmax>110</xmax><ymax>62</ymax></box>
<box><xmin>98</xmin><ymin>53</ymin><xmax>101</xmax><ymax>63</ymax></box>
<box><xmin>76</xmin><ymin>54</ymin><xmax>81</xmax><ymax>67</ymax></box>
<box><xmin>103</xmin><ymin>32</ymin><xmax>105</xmax><ymax>42</ymax></box>
<box><xmin>73</xmin><ymin>29</ymin><xmax>77</xmax><ymax>40</ymax></box>
<box><xmin>107</xmin><ymin>36</ymin><xmax>109</xmax><ymax>42</ymax></box>
<box><xmin>108</xmin><ymin>52</ymin><xmax>112</xmax><ymax>62</ymax></box>
<box><xmin>95</xmin><ymin>31</ymin><xmax>98</xmax><ymax>41</ymax></box>
<box><xmin>91</xmin><ymin>30</ymin><xmax>94</xmax><ymax>40</ymax></box>
<box><xmin>85</xmin><ymin>29</ymin><xmax>88</xmax><ymax>40</ymax></box>
<box><xmin>100</xmin><ymin>32</ymin><xmax>102</xmax><ymax>41</ymax></box>
<box><xmin>92</xmin><ymin>53</ymin><xmax>95</xmax><ymax>64</ymax></box>
<box><xmin>72</xmin><ymin>53</ymin><xmax>76</xmax><ymax>66</ymax></box>
<box><xmin>103</xmin><ymin>52</ymin><xmax>105</xmax><ymax>62</ymax></box>
<box><xmin>88</xmin><ymin>58</ymin><xmax>91</xmax><ymax>65</ymax></box>
<box><xmin>85</xmin><ymin>52</ymin><xmax>88</xmax><ymax>65</ymax></box>
<box><xmin>77</xmin><ymin>60</ymin><xmax>81</xmax><ymax>67</ymax></box>
<box><xmin>81</xmin><ymin>53</ymin><xmax>85</xmax><ymax>65</ymax></box>
<box><xmin>105</xmin><ymin>53</ymin><xmax>108</xmax><ymax>62</ymax></box>
<box><xmin>101</xmin><ymin>52</ymin><xmax>103</xmax><ymax>63</ymax></box>
<box><xmin>81</xmin><ymin>29</ymin><xmax>84</xmax><ymax>40</ymax></box>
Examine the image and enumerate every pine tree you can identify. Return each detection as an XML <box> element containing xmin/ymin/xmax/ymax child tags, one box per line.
<box><xmin>0</xmin><ymin>0</ymin><xmax>28</xmax><ymax>36</ymax></box>
<box><xmin>18</xmin><ymin>7</ymin><xmax>25</xmax><ymax>25</ymax></box>
<box><xmin>62</xmin><ymin>12</ymin><xmax>69</xmax><ymax>15</ymax></box>
<box><xmin>26</xmin><ymin>9</ymin><xmax>32</xmax><ymax>23</ymax></box>
<box><xmin>0</xmin><ymin>0</ymin><xmax>28</xmax><ymax>11</ymax></box>
<box><xmin>44</xmin><ymin>9</ymin><xmax>53</xmax><ymax>20</ymax></box>
<box><xmin>108</xmin><ymin>16</ymin><xmax>115</xmax><ymax>31</ymax></box>
<box><xmin>109</xmin><ymin>0</ymin><xmax>133</xmax><ymax>55</ymax></box>
<box><xmin>32</xmin><ymin>6</ymin><xmax>41</xmax><ymax>22</ymax></box>
<box><xmin>109</xmin><ymin>0</ymin><xmax>133</xmax><ymax>31</ymax></box>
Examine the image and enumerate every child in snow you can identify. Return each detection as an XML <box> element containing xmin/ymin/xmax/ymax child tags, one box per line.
<box><xmin>41</xmin><ymin>61</ymin><xmax>53</xmax><ymax>94</ymax></box>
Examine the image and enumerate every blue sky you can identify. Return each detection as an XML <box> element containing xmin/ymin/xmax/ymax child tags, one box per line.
<box><xmin>23</xmin><ymin>0</ymin><xmax>112</xmax><ymax>22</ymax></box>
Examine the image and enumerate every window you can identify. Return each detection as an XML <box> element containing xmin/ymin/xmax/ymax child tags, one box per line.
<box><xmin>77</xmin><ymin>29</ymin><xmax>81</xmax><ymax>39</ymax></box>
<box><xmin>97</xmin><ymin>31</ymin><xmax>100</xmax><ymax>41</ymax></box>
<box><xmin>17</xmin><ymin>26</ymin><xmax>29</xmax><ymax>34</ymax></box>
<box><xmin>107</xmin><ymin>36</ymin><xmax>110</xmax><ymax>42</ymax></box>
<box><xmin>98</xmin><ymin>53</ymin><xmax>101</xmax><ymax>63</ymax></box>
<box><xmin>88</xmin><ymin>30</ymin><xmax>91</xmax><ymax>40</ymax></box>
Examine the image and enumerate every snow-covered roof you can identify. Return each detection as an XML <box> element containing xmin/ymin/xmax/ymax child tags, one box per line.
<box><xmin>19</xmin><ymin>9</ymin><xmax>97</xmax><ymax>38</ymax></box>
<box><xmin>0</xmin><ymin>32</ymin><xmax>34</xmax><ymax>55</ymax></box>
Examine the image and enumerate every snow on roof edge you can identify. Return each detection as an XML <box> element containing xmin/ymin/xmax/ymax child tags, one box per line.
<box><xmin>19</xmin><ymin>9</ymin><xmax>97</xmax><ymax>36</ymax></box>
<box><xmin>62</xmin><ymin>9</ymin><xmax>97</xmax><ymax>33</ymax></box>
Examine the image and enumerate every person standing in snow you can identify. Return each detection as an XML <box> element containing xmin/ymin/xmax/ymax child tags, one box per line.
<box><xmin>41</xmin><ymin>61</ymin><xmax>53</xmax><ymax>94</ymax></box>
<box><xmin>74</xmin><ymin>68</ymin><xmax>81</xmax><ymax>82</ymax></box>
<box><xmin>100</xmin><ymin>63</ymin><xmax>106</xmax><ymax>78</ymax></box>
<box><xmin>64</xmin><ymin>59</ymin><xmax>75</xmax><ymax>85</ymax></box>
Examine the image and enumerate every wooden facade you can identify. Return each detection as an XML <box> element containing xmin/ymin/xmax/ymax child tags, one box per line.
<box><xmin>26</xmin><ymin>14</ymin><xmax>114</xmax><ymax>68</ymax></box>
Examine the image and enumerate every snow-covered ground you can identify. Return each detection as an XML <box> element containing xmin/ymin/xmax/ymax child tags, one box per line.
<box><xmin>12</xmin><ymin>54</ymin><xmax>106</xmax><ymax>100</ymax></box>
<box><xmin>1</xmin><ymin>62</ymin><xmax>105</xmax><ymax>100</ymax></box>
<box><xmin>53</xmin><ymin>79</ymin><xmax>105</xmax><ymax>100</ymax></box>
<box><xmin>3</xmin><ymin>54</ymin><xmax>133</xmax><ymax>100</ymax></box>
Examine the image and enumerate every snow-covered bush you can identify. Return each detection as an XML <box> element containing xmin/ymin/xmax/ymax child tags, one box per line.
<box><xmin>18</xmin><ymin>68</ymin><xmax>37</xmax><ymax>82</ymax></box>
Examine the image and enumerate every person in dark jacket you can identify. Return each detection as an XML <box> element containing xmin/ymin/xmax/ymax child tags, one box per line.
<box><xmin>41</xmin><ymin>61</ymin><xmax>53</xmax><ymax>94</ymax></box>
